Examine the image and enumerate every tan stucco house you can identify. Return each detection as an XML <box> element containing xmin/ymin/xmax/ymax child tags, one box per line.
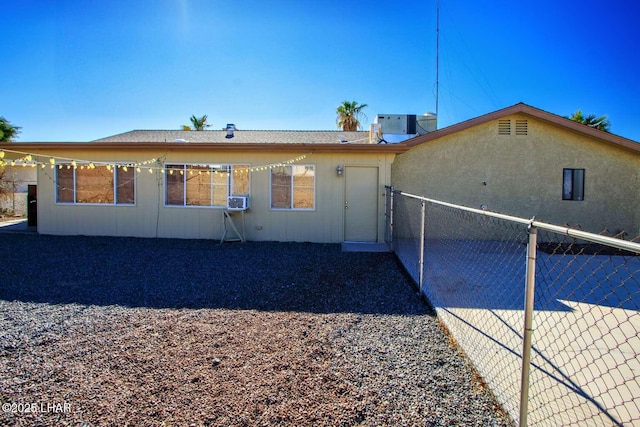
<box><xmin>2</xmin><ymin>130</ymin><xmax>403</xmax><ymax>243</ymax></box>
<box><xmin>392</xmin><ymin>103</ymin><xmax>640</xmax><ymax>237</ymax></box>
<box><xmin>2</xmin><ymin>103</ymin><xmax>638</xmax><ymax>241</ymax></box>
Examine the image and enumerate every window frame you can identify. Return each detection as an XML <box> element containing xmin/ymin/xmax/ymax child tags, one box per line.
<box><xmin>270</xmin><ymin>164</ymin><xmax>316</xmax><ymax>210</ymax></box>
<box><xmin>562</xmin><ymin>168</ymin><xmax>585</xmax><ymax>201</ymax></box>
<box><xmin>55</xmin><ymin>163</ymin><xmax>136</xmax><ymax>205</ymax></box>
<box><xmin>164</xmin><ymin>163</ymin><xmax>250</xmax><ymax>208</ymax></box>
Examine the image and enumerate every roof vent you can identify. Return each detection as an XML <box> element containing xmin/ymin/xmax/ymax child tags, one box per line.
<box><xmin>515</xmin><ymin>119</ymin><xmax>528</xmax><ymax>135</ymax></box>
<box><xmin>498</xmin><ymin>119</ymin><xmax>511</xmax><ymax>135</ymax></box>
<box><xmin>225</xmin><ymin>124</ymin><xmax>236</xmax><ymax>139</ymax></box>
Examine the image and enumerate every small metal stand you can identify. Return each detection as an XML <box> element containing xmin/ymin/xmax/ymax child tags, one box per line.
<box><xmin>220</xmin><ymin>209</ymin><xmax>246</xmax><ymax>243</ymax></box>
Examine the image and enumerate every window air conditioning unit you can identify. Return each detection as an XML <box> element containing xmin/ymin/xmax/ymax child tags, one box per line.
<box><xmin>228</xmin><ymin>196</ymin><xmax>249</xmax><ymax>210</ymax></box>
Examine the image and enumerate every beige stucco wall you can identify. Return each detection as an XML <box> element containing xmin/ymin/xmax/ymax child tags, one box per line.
<box><xmin>392</xmin><ymin>113</ymin><xmax>640</xmax><ymax>237</ymax></box>
<box><xmin>31</xmin><ymin>147</ymin><xmax>394</xmax><ymax>243</ymax></box>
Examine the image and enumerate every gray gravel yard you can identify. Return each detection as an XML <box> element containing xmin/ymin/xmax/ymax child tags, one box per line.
<box><xmin>0</xmin><ymin>233</ymin><xmax>513</xmax><ymax>426</ymax></box>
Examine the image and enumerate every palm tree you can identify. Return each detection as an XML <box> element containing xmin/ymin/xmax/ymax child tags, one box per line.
<box><xmin>568</xmin><ymin>109</ymin><xmax>611</xmax><ymax>132</ymax></box>
<box><xmin>182</xmin><ymin>114</ymin><xmax>211</xmax><ymax>131</ymax></box>
<box><xmin>336</xmin><ymin>101</ymin><xmax>368</xmax><ymax>131</ymax></box>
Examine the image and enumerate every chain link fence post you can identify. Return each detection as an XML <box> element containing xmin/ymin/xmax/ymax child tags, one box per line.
<box><xmin>519</xmin><ymin>223</ymin><xmax>537</xmax><ymax>426</ymax></box>
<box><xmin>388</xmin><ymin>186</ymin><xmax>394</xmax><ymax>249</ymax></box>
<box><xmin>419</xmin><ymin>199</ymin><xmax>426</xmax><ymax>291</ymax></box>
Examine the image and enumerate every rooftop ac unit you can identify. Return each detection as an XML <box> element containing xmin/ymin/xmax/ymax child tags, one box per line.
<box><xmin>228</xmin><ymin>196</ymin><xmax>249</xmax><ymax>210</ymax></box>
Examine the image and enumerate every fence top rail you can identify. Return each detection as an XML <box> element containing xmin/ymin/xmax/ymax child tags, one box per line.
<box><xmin>387</xmin><ymin>187</ymin><xmax>640</xmax><ymax>254</ymax></box>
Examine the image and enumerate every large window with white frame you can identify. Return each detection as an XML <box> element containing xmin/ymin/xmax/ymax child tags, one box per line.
<box><xmin>56</xmin><ymin>164</ymin><xmax>135</xmax><ymax>204</ymax></box>
<box><xmin>270</xmin><ymin>165</ymin><xmax>315</xmax><ymax>210</ymax></box>
<box><xmin>165</xmin><ymin>163</ymin><xmax>249</xmax><ymax>207</ymax></box>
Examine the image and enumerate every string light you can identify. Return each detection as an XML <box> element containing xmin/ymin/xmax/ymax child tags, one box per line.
<box><xmin>12</xmin><ymin>149</ymin><xmax>314</xmax><ymax>207</ymax></box>
<box><xmin>0</xmin><ymin>147</ymin><xmax>312</xmax><ymax>184</ymax></box>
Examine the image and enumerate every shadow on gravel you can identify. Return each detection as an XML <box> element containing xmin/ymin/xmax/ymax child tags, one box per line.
<box><xmin>0</xmin><ymin>234</ymin><xmax>429</xmax><ymax>315</ymax></box>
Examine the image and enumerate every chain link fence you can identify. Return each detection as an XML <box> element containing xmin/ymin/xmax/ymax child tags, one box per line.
<box><xmin>384</xmin><ymin>186</ymin><xmax>640</xmax><ymax>427</ymax></box>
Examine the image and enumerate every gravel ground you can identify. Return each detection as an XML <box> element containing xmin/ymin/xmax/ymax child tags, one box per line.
<box><xmin>0</xmin><ymin>233</ymin><xmax>513</xmax><ymax>426</ymax></box>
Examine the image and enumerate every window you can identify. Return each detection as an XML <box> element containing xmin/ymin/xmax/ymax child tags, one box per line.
<box><xmin>165</xmin><ymin>164</ymin><xmax>249</xmax><ymax>207</ymax></box>
<box><xmin>271</xmin><ymin>165</ymin><xmax>315</xmax><ymax>210</ymax></box>
<box><xmin>55</xmin><ymin>164</ymin><xmax>135</xmax><ymax>204</ymax></box>
<box><xmin>562</xmin><ymin>168</ymin><xmax>585</xmax><ymax>201</ymax></box>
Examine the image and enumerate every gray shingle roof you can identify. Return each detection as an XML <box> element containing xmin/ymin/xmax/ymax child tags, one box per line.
<box><xmin>92</xmin><ymin>130</ymin><xmax>371</xmax><ymax>144</ymax></box>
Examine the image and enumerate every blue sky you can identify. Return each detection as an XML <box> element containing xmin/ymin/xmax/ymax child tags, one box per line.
<box><xmin>3</xmin><ymin>0</ymin><xmax>639</xmax><ymax>142</ymax></box>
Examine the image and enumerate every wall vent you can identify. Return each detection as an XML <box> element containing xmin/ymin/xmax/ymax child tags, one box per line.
<box><xmin>515</xmin><ymin>119</ymin><xmax>528</xmax><ymax>135</ymax></box>
<box><xmin>498</xmin><ymin>119</ymin><xmax>511</xmax><ymax>135</ymax></box>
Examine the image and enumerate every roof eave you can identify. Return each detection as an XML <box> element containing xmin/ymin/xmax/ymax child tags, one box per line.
<box><xmin>402</xmin><ymin>103</ymin><xmax>640</xmax><ymax>154</ymax></box>
<box><xmin>1</xmin><ymin>142</ymin><xmax>408</xmax><ymax>154</ymax></box>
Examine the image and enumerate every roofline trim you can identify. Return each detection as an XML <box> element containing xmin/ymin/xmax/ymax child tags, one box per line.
<box><xmin>403</xmin><ymin>103</ymin><xmax>640</xmax><ymax>154</ymax></box>
<box><xmin>1</xmin><ymin>142</ymin><xmax>408</xmax><ymax>154</ymax></box>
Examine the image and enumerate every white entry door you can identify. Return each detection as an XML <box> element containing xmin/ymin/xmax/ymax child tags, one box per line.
<box><xmin>344</xmin><ymin>166</ymin><xmax>379</xmax><ymax>242</ymax></box>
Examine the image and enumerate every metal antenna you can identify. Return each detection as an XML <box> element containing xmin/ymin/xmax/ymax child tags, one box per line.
<box><xmin>435</xmin><ymin>0</ymin><xmax>440</xmax><ymax>128</ymax></box>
